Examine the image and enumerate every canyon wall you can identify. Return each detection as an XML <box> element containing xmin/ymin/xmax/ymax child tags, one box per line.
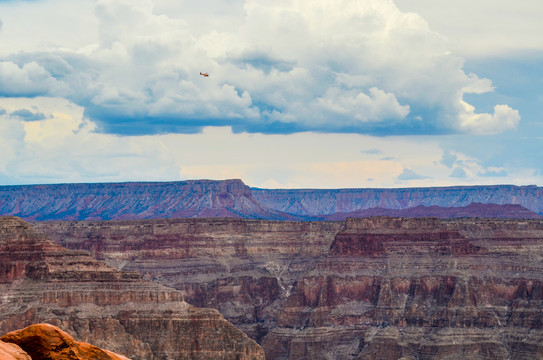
<box><xmin>0</xmin><ymin>179</ymin><xmax>293</xmax><ymax>221</ymax></box>
<box><xmin>0</xmin><ymin>217</ymin><xmax>265</xmax><ymax>360</ymax></box>
<box><xmin>252</xmin><ymin>184</ymin><xmax>543</xmax><ymax>216</ymax></box>
<box><xmin>36</xmin><ymin>217</ymin><xmax>543</xmax><ymax>359</ymax></box>
<box><xmin>1</xmin><ymin>180</ymin><xmax>542</xmax><ymax>221</ymax></box>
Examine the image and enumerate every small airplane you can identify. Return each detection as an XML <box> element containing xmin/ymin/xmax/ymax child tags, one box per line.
<box><xmin>200</xmin><ymin>72</ymin><xmax>209</xmax><ymax>77</ymax></box>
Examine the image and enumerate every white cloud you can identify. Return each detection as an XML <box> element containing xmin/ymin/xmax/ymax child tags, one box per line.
<box><xmin>393</xmin><ymin>0</ymin><xmax>543</xmax><ymax>57</ymax></box>
<box><xmin>0</xmin><ymin>97</ymin><xmax>540</xmax><ymax>187</ymax></box>
<box><xmin>0</xmin><ymin>0</ymin><xmax>520</xmax><ymax>136</ymax></box>
<box><xmin>0</xmin><ymin>61</ymin><xmax>60</xmax><ymax>96</ymax></box>
<box><xmin>458</xmin><ymin>102</ymin><xmax>521</xmax><ymax>134</ymax></box>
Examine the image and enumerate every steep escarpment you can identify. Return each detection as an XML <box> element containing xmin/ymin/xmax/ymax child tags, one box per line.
<box><xmin>37</xmin><ymin>217</ymin><xmax>543</xmax><ymax>359</ymax></box>
<box><xmin>0</xmin><ymin>179</ymin><xmax>293</xmax><ymax>221</ymax></box>
<box><xmin>35</xmin><ymin>218</ymin><xmax>344</xmax><ymax>343</ymax></box>
<box><xmin>1</xmin><ymin>180</ymin><xmax>543</xmax><ymax>221</ymax></box>
<box><xmin>0</xmin><ymin>217</ymin><xmax>265</xmax><ymax>360</ymax></box>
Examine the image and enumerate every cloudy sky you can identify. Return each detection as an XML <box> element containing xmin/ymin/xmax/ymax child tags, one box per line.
<box><xmin>0</xmin><ymin>0</ymin><xmax>541</xmax><ymax>188</ymax></box>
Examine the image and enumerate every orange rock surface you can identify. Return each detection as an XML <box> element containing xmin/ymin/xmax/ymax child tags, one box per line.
<box><xmin>0</xmin><ymin>324</ymin><xmax>129</xmax><ymax>360</ymax></box>
<box><xmin>0</xmin><ymin>339</ymin><xmax>31</xmax><ymax>360</ymax></box>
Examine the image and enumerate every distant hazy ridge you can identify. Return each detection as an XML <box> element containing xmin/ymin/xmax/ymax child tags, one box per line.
<box><xmin>0</xmin><ymin>179</ymin><xmax>542</xmax><ymax>221</ymax></box>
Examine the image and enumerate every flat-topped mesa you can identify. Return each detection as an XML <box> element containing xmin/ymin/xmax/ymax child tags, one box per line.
<box><xmin>0</xmin><ymin>217</ymin><xmax>265</xmax><ymax>360</ymax></box>
<box><xmin>252</xmin><ymin>184</ymin><xmax>543</xmax><ymax>215</ymax></box>
<box><xmin>0</xmin><ymin>179</ymin><xmax>292</xmax><ymax>221</ymax></box>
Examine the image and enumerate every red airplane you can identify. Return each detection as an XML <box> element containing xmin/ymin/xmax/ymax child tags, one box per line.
<box><xmin>200</xmin><ymin>72</ymin><xmax>209</xmax><ymax>77</ymax></box>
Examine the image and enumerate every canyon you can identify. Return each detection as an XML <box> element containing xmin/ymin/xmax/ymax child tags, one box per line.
<box><xmin>0</xmin><ymin>216</ymin><xmax>265</xmax><ymax>360</ymax></box>
<box><xmin>1</xmin><ymin>180</ymin><xmax>542</xmax><ymax>221</ymax></box>
<box><xmin>35</xmin><ymin>216</ymin><xmax>543</xmax><ymax>359</ymax></box>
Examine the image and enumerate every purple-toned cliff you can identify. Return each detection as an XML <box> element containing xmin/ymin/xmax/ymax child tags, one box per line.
<box><xmin>0</xmin><ymin>180</ymin><xmax>542</xmax><ymax>221</ymax></box>
<box><xmin>252</xmin><ymin>184</ymin><xmax>543</xmax><ymax>216</ymax></box>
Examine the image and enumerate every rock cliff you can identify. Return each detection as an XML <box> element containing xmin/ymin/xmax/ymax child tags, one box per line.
<box><xmin>1</xmin><ymin>180</ymin><xmax>542</xmax><ymax>221</ymax></box>
<box><xmin>0</xmin><ymin>179</ymin><xmax>293</xmax><ymax>221</ymax></box>
<box><xmin>0</xmin><ymin>216</ymin><xmax>265</xmax><ymax>360</ymax></box>
<box><xmin>252</xmin><ymin>184</ymin><xmax>543</xmax><ymax>216</ymax></box>
<box><xmin>36</xmin><ymin>217</ymin><xmax>543</xmax><ymax>359</ymax></box>
<box><xmin>0</xmin><ymin>323</ymin><xmax>129</xmax><ymax>360</ymax></box>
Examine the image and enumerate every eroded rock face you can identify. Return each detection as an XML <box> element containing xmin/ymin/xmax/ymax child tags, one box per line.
<box><xmin>0</xmin><ymin>179</ymin><xmax>294</xmax><ymax>221</ymax></box>
<box><xmin>252</xmin><ymin>184</ymin><xmax>543</xmax><ymax>216</ymax></box>
<box><xmin>1</xmin><ymin>180</ymin><xmax>542</xmax><ymax>221</ymax></box>
<box><xmin>35</xmin><ymin>216</ymin><xmax>543</xmax><ymax>360</ymax></box>
<box><xmin>0</xmin><ymin>323</ymin><xmax>129</xmax><ymax>360</ymax></box>
<box><xmin>0</xmin><ymin>217</ymin><xmax>265</xmax><ymax>360</ymax></box>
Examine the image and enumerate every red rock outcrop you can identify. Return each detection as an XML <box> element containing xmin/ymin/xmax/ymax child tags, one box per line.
<box><xmin>0</xmin><ymin>323</ymin><xmax>129</xmax><ymax>360</ymax></box>
<box><xmin>0</xmin><ymin>217</ymin><xmax>265</xmax><ymax>360</ymax></box>
<box><xmin>35</xmin><ymin>216</ymin><xmax>543</xmax><ymax>359</ymax></box>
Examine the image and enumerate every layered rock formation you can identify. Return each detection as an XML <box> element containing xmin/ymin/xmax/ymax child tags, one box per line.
<box><xmin>0</xmin><ymin>216</ymin><xmax>265</xmax><ymax>360</ymax></box>
<box><xmin>0</xmin><ymin>324</ymin><xmax>129</xmax><ymax>360</ymax></box>
<box><xmin>36</xmin><ymin>217</ymin><xmax>543</xmax><ymax>359</ymax></box>
<box><xmin>1</xmin><ymin>180</ymin><xmax>542</xmax><ymax>221</ymax></box>
<box><xmin>0</xmin><ymin>179</ymin><xmax>294</xmax><ymax>221</ymax></box>
<box><xmin>323</xmin><ymin>202</ymin><xmax>542</xmax><ymax>220</ymax></box>
<box><xmin>252</xmin><ymin>184</ymin><xmax>543</xmax><ymax>216</ymax></box>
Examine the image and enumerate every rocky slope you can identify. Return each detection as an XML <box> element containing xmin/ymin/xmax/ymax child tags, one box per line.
<box><xmin>1</xmin><ymin>180</ymin><xmax>543</xmax><ymax>221</ymax></box>
<box><xmin>0</xmin><ymin>323</ymin><xmax>129</xmax><ymax>360</ymax></box>
<box><xmin>36</xmin><ymin>217</ymin><xmax>543</xmax><ymax>359</ymax></box>
<box><xmin>0</xmin><ymin>216</ymin><xmax>265</xmax><ymax>360</ymax></box>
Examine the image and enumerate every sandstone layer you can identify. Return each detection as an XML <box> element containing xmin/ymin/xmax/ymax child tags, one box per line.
<box><xmin>36</xmin><ymin>217</ymin><xmax>543</xmax><ymax>359</ymax></box>
<box><xmin>0</xmin><ymin>216</ymin><xmax>265</xmax><ymax>360</ymax></box>
<box><xmin>0</xmin><ymin>339</ymin><xmax>31</xmax><ymax>360</ymax></box>
<box><xmin>0</xmin><ymin>323</ymin><xmax>129</xmax><ymax>360</ymax></box>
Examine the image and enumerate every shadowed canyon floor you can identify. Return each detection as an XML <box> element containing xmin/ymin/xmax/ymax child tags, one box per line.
<box><xmin>35</xmin><ymin>217</ymin><xmax>543</xmax><ymax>360</ymax></box>
<box><xmin>0</xmin><ymin>217</ymin><xmax>265</xmax><ymax>360</ymax></box>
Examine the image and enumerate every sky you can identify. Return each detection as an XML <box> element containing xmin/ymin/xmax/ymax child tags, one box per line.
<box><xmin>0</xmin><ymin>0</ymin><xmax>541</xmax><ymax>188</ymax></box>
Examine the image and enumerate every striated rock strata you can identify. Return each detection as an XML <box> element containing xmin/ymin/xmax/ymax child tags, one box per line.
<box><xmin>323</xmin><ymin>202</ymin><xmax>542</xmax><ymax>220</ymax></box>
<box><xmin>0</xmin><ymin>323</ymin><xmax>129</xmax><ymax>360</ymax></box>
<box><xmin>0</xmin><ymin>216</ymin><xmax>265</xmax><ymax>360</ymax></box>
<box><xmin>252</xmin><ymin>184</ymin><xmax>543</xmax><ymax>216</ymax></box>
<box><xmin>1</xmin><ymin>180</ymin><xmax>543</xmax><ymax>221</ymax></box>
<box><xmin>36</xmin><ymin>217</ymin><xmax>543</xmax><ymax>359</ymax></box>
<box><xmin>0</xmin><ymin>179</ymin><xmax>294</xmax><ymax>221</ymax></box>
